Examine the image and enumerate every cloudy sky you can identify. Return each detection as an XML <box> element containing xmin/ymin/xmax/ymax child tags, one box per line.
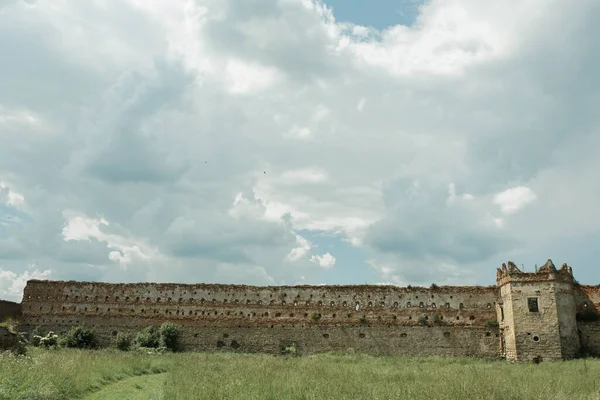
<box><xmin>1</xmin><ymin>0</ymin><xmax>599</xmax><ymax>302</ymax></box>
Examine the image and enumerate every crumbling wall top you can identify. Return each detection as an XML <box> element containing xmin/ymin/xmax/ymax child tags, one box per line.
<box><xmin>496</xmin><ymin>259</ymin><xmax>574</xmax><ymax>286</ymax></box>
<box><xmin>24</xmin><ymin>279</ymin><xmax>497</xmax><ymax>294</ymax></box>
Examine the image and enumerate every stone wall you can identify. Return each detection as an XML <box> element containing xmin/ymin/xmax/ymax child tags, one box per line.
<box><xmin>574</xmin><ymin>285</ymin><xmax>600</xmax><ymax>315</ymax></box>
<box><xmin>18</xmin><ymin>316</ymin><xmax>499</xmax><ymax>356</ymax></box>
<box><xmin>0</xmin><ymin>300</ymin><xmax>22</xmax><ymax>322</ymax></box>
<box><xmin>574</xmin><ymin>285</ymin><xmax>600</xmax><ymax>355</ymax></box>
<box><xmin>20</xmin><ymin>280</ymin><xmax>501</xmax><ymax>357</ymax></box>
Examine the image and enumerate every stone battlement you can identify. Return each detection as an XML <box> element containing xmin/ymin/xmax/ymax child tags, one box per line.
<box><xmin>496</xmin><ymin>260</ymin><xmax>574</xmax><ymax>286</ymax></box>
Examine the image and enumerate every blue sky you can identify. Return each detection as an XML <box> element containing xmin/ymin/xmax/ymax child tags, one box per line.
<box><xmin>1</xmin><ymin>0</ymin><xmax>599</xmax><ymax>301</ymax></box>
<box><xmin>324</xmin><ymin>0</ymin><xmax>423</xmax><ymax>29</ymax></box>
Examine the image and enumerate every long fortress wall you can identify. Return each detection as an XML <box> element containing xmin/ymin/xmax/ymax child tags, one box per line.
<box><xmin>20</xmin><ymin>280</ymin><xmax>501</xmax><ymax>356</ymax></box>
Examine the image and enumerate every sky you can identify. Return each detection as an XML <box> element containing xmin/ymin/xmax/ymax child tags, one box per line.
<box><xmin>1</xmin><ymin>0</ymin><xmax>599</xmax><ymax>302</ymax></box>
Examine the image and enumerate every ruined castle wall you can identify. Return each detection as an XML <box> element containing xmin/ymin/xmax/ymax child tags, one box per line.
<box><xmin>574</xmin><ymin>285</ymin><xmax>600</xmax><ymax>354</ymax></box>
<box><xmin>0</xmin><ymin>300</ymin><xmax>22</xmax><ymax>322</ymax></box>
<box><xmin>574</xmin><ymin>285</ymin><xmax>600</xmax><ymax>313</ymax></box>
<box><xmin>20</xmin><ymin>280</ymin><xmax>501</xmax><ymax>356</ymax></box>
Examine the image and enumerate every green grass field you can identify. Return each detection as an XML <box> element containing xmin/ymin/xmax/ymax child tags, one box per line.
<box><xmin>2</xmin><ymin>348</ymin><xmax>600</xmax><ymax>400</ymax></box>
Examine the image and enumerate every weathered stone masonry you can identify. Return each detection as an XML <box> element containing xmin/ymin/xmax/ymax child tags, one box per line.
<box><xmin>2</xmin><ymin>259</ymin><xmax>599</xmax><ymax>360</ymax></box>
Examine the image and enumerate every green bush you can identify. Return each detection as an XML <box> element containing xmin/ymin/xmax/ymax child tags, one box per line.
<box><xmin>115</xmin><ymin>332</ymin><xmax>133</xmax><ymax>351</ymax></box>
<box><xmin>10</xmin><ymin>335</ymin><xmax>27</xmax><ymax>356</ymax></box>
<box><xmin>60</xmin><ymin>325</ymin><xmax>98</xmax><ymax>349</ymax></box>
<box><xmin>134</xmin><ymin>323</ymin><xmax>181</xmax><ymax>351</ymax></box>
<box><xmin>38</xmin><ymin>331</ymin><xmax>59</xmax><ymax>348</ymax></box>
<box><xmin>135</xmin><ymin>326</ymin><xmax>161</xmax><ymax>348</ymax></box>
<box><xmin>281</xmin><ymin>343</ymin><xmax>297</xmax><ymax>356</ymax></box>
<box><xmin>159</xmin><ymin>322</ymin><xmax>181</xmax><ymax>352</ymax></box>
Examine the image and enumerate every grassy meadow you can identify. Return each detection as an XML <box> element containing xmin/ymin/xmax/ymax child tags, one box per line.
<box><xmin>2</xmin><ymin>348</ymin><xmax>600</xmax><ymax>400</ymax></box>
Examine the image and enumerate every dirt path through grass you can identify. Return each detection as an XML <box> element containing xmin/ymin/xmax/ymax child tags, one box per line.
<box><xmin>84</xmin><ymin>372</ymin><xmax>167</xmax><ymax>400</ymax></box>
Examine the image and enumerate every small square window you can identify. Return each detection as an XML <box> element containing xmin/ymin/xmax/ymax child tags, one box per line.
<box><xmin>528</xmin><ymin>298</ymin><xmax>539</xmax><ymax>313</ymax></box>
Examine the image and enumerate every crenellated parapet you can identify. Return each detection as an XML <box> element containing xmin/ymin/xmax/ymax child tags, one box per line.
<box><xmin>496</xmin><ymin>259</ymin><xmax>574</xmax><ymax>287</ymax></box>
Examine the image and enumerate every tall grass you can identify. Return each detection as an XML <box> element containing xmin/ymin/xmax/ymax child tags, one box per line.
<box><xmin>0</xmin><ymin>348</ymin><xmax>171</xmax><ymax>400</ymax></box>
<box><xmin>2</xmin><ymin>349</ymin><xmax>600</xmax><ymax>399</ymax></box>
<box><xmin>162</xmin><ymin>352</ymin><xmax>600</xmax><ymax>400</ymax></box>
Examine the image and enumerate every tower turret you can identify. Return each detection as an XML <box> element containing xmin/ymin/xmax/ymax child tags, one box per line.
<box><xmin>496</xmin><ymin>259</ymin><xmax>580</xmax><ymax>361</ymax></box>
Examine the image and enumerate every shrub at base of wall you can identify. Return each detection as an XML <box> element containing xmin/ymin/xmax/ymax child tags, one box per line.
<box><xmin>18</xmin><ymin>321</ymin><xmax>500</xmax><ymax>357</ymax></box>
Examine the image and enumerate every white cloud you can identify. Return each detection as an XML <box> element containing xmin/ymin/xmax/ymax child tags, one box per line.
<box><xmin>286</xmin><ymin>234</ymin><xmax>312</xmax><ymax>262</ymax></box>
<box><xmin>229</xmin><ymin>192</ymin><xmax>267</xmax><ymax>220</ymax></box>
<box><xmin>347</xmin><ymin>0</ymin><xmax>528</xmax><ymax>76</ymax></box>
<box><xmin>310</xmin><ymin>252</ymin><xmax>336</xmax><ymax>268</ymax></box>
<box><xmin>493</xmin><ymin>186</ymin><xmax>537</xmax><ymax>215</ymax></box>
<box><xmin>312</xmin><ymin>105</ymin><xmax>331</xmax><ymax>122</ymax></box>
<box><xmin>62</xmin><ymin>212</ymin><xmax>162</xmax><ymax>268</ymax></box>
<box><xmin>0</xmin><ymin>182</ymin><xmax>25</xmax><ymax>207</ymax></box>
<box><xmin>357</xmin><ymin>98</ymin><xmax>366</xmax><ymax>112</ymax></box>
<box><xmin>284</xmin><ymin>125</ymin><xmax>312</xmax><ymax>139</ymax></box>
<box><xmin>224</xmin><ymin>59</ymin><xmax>281</xmax><ymax>94</ymax></box>
<box><xmin>0</xmin><ymin>105</ymin><xmax>41</xmax><ymax>128</ymax></box>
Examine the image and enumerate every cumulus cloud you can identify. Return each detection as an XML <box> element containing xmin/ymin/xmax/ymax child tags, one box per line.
<box><xmin>62</xmin><ymin>212</ymin><xmax>163</xmax><ymax>268</ymax></box>
<box><xmin>0</xmin><ymin>182</ymin><xmax>25</xmax><ymax>208</ymax></box>
<box><xmin>493</xmin><ymin>186</ymin><xmax>537</xmax><ymax>215</ymax></box>
<box><xmin>310</xmin><ymin>252</ymin><xmax>336</xmax><ymax>269</ymax></box>
<box><xmin>0</xmin><ymin>0</ymin><xmax>599</xmax><ymax>295</ymax></box>
<box><xmin>286</xmin><ymin>234</ymin><xmax>312</xmax><ymax>262</ymax></box>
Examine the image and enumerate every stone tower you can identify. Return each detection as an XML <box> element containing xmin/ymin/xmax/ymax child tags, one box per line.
<box><xmin>496</xmin><ymin>260</ymin><xmax>580</xmax><ymax>361</ymax></box>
